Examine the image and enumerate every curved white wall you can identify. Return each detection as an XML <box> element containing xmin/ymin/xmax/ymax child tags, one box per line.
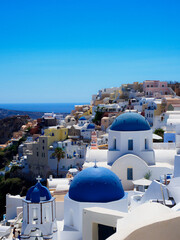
<box><xmin>63</xmin><ymin>194</ymin><xmax>128</xmax><ymax>234</ymax></box>
<box><xmin>111</xmin><ymin>154</ymin><xmax>149</xmax><ymax>190</ymax></box>
<box><xmin>108</xmin><ymin>129</ymin><xmax>155</xmax><ymax>166</ymax></box>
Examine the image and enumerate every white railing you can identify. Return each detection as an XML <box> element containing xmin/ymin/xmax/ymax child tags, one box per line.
<box><xmin>13</xmin><ymin>211</ymin><xmax>23</xmax><ymax>226</ymax></box>
<box><xmin>153</xmin><ymin>142</ymin><xmax>176</xmax><ymax>149</ymax></box>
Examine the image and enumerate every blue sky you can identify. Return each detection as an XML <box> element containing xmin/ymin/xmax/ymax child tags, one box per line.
<box><xmin>0</xmin><ymin>0</ymin><xmax>180</xmax><ymax>103</ymax></box>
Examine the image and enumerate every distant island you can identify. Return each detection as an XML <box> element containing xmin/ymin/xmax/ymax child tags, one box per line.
<box><xmin>0</xmin><ymin>108</ymin><xmax>44</xmax><ymax>120</ymax></box>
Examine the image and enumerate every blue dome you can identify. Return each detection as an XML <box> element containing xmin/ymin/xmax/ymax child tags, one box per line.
<box><xmin>31</xmin><ymin>187</ymin><xmax>40</xmax><ymax>203</ymax></box>
<box><xmin>87</xmin><ymin>123</ymin><xmax>95</xmax><ymax>129</ymax></box>
<box><xmin>79</xmin><ymin>116</ymin><xmax>86</xmax><ymax>120</ymax></box>
<box><xmin>110</xmin><ymin>112</ymin><xmax>150</xmax><ymax>131</ymax></box>
<box><xmin>26</xmin><ymin>182</ymin><xmax>52</xmax><ymax>203</ymax></box>
<box><xmin>69</xmin><ymin>167</ymin><xmax>124</xmax><ymax>203</ymax></box>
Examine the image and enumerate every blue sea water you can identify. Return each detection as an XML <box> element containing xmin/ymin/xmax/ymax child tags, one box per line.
<box><xmin>0</xmin><ymin>103</ymin><xmax>89</xmax><ymax>113</ymax></box>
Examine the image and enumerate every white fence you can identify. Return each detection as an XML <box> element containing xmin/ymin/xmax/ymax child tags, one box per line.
<box><xmin>153</xmin><ymin>142</ymin><xmax>176</xmax><ymax>149</ymax></box>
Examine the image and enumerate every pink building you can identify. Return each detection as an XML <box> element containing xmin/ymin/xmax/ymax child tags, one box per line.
<box><xmin>143</xmin><ymin>80</ymin><xmax>170</xmax><ymax>97</ymax></box>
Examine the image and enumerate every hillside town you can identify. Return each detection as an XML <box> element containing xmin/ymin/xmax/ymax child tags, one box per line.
<box><xmin>1</xmin><ymin>80</ymin><xmax>180</xmax><ymax>240</ymax></box>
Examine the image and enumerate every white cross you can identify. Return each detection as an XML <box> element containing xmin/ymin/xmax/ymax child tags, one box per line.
<box><xmin>36</xmin><ymin>175</ymin><xmax>42</xmax><ymax>183</ymax></box>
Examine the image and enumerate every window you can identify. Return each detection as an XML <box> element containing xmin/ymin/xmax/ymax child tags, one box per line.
<box><xmin>145</xmin><ymin>139</ymin><xmax>148</xmax><ymax>149</ymax></box>
<box><xmin>32</xmin><ymin>208</ymin><xmax>38</xmax><ymax>224</ymax></box>
<box><xmin>127</xmin><ymin>168</ymin><xmax>133</xmax><ymax>180</ymax></box>
<box><xmin>128</xmin><ymin>139</ymin><xmax>133</xmax><ymax>150</ymax></box>
<box><xmin>113</xmin><ymin>138</ymin><xmax>116</xmax><ymax>150</ymax></box>
<box><xmin>69</xmin><ymin>209</ymin><xmax>74</xmax><ymax>227</ymax></box>
<box><xmin>45</xmin><ymin>206</ymin><xmax>50</xmax><ymax>222</ymax></box>
<box><xmin>147</xmin><ymin>85</ymin><xmax>149</xmax><ymax>88</ymax></box>
<box><xmin>37</xmin><ymin>152</ymin><xmax>39</xmax><ymax>157</ymax></box>
<box><xmin>162</xmin><ymin>85</ymin><xmax>164</xmax><ymax>87</ymax></box>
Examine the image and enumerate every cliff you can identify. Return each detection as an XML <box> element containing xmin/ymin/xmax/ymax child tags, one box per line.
<box><xmin>0</xmin><ymin>108</ymin><xmax>44</xmax><ymax>120</ymax></box>
<box><xmin>0</xmin><ymin>116</ymin><xmax>29</xmax><ymax>144</ymax></box>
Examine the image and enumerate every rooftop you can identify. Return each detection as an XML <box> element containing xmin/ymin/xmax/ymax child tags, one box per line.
<box><xmin>110</xmin><ymin>112</ymin><xmax>150</xmax><ymax>131</ymax></box>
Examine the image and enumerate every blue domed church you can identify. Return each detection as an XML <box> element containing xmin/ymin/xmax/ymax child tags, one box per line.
<box><xmin>107</xmin><ymin>112</ymin><xmax>155</xmax><ymax>189</ymax></box>
<box><xmin>21</xmin><ymin>177</ymin><xmax>57</xmax><ymax>240</ymax></box>
<box><xmin>83</xmin><ymin>112</ymin><xmax>162</xmax><ymax>190</ymax></box>
<box><xmin>61</xmin><ymin>166</ymin><xmax>128</xmax><ymax>239</ymax></box>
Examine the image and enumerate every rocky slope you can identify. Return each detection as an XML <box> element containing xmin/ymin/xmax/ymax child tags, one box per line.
<box><xmin>0</xmin><ymin>108</ymin><xmax>44</xmax><ymax>120</ymax></box>
<box><xmin>0</xmin><ymin>116</ymin><xmax>29</xmax><ymax>144</ymax></box>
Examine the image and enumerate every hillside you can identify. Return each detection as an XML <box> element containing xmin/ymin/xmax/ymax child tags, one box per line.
<box><xmin>0</xmin><ymin>116</ymin><xmax>29</xmax><ymax>144</ymax></box>
<box><xmin>0</xmin><ymin>108</ymin><xmax>44</xmax><ymax>120</ymax></box>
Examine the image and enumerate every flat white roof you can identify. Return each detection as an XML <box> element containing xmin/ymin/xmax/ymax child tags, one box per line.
<box><xmin>47</xmin><ymin>178</ymin><xmax>70</xmax><ymax>189</ymax></box>
<box><xmin>85</xmin><ymin>148</ymin><xmax>108</xmax><ymax>163</ymax></box>
<box><xmin>154</xmin><ymin>149</ymin><xmax>176</xmax><ymax>166</ymax></box>
<box><xmin>132</xmin><ymin>178</ymin><xmax>152</xmax><ymax>186</ymax></box>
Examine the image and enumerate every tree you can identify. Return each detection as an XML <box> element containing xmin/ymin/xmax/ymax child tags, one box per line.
<box><xmin>51</xmin><ymin>147</ymin><xmax>65</xmax><ymax>177</ymax></box>
<box><xmin>92</xmin><ymin>110</ymin><xmax>104</xmax><ymax>125</ymax></box>
<box><xmin>154</xmin><ymin>128</ymin><xmax>164</xmax><ymax>142</ymax></box>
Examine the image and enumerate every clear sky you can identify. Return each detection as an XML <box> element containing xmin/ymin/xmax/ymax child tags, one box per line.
<box><xmin>0</xmin><ymin>0</ymin><xmax>180</xmax><ymax>103</ymax></box>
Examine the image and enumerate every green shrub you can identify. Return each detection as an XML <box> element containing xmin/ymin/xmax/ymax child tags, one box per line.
<box><xmin>144</xmin><ymin>171</ymin><xmax>152</xmax><ymax>180</ymax></box>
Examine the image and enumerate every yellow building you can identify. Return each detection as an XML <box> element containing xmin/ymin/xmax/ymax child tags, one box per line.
<box><xmin>110</xmin><ymin>89</ymin><xmax>121</xmax><ymax>102</ymax></box>
<box><xmin>44</xmin><ymin>127</ymin><xmax>68</xmax><ymax>147</ymax></box>
<box><xmin>80</xmin><ymin>106</ymin><xmax>92</xmax><ymax>117</ymax></box>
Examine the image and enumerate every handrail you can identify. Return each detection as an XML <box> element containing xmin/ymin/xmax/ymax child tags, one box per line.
<box><xmin>13</xmin><ymin>211</ymin><xmax>23</xmax><ymax>225</ymax></box>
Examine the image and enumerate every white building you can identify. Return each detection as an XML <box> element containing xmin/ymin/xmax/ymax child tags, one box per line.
<box><xmin>6</xmin><ymin>194</ymin><xmax>23</xmax><ymax>221</ymax></box>
<box><xmin>134</xmin><ymin>97</ymin><xmax>155</xmax><ymax>113</ymax></box>
<box><xmin>144</xmin><ymin>100</ymin><xmax>158</xmax><ymax>126</ymax></box>
<box><xmin>21</xmin><ymin>178</ymin><xmax>57</xmax><ymax>240</ymax></box>
<box><xmin>80</xmin><ymin>123</ymin><xmax>95</xmax><ymax>140</ymax></box>
<box><xmin>78</xmin><ymin>116</ymin><xmax>89</xmax><ymax>126</ymax></box>
<box><xmin>84</xmin><ymin>112</ymin><xmax>174</xmax><ymax>190</ymax></box>
<box><xmin>153</xmin><ymin>110</ymin><xmax>180</xmax><ymax>131</ymax></box>
<box><xmin>64</xmin><ymin>115</ymin><xmax>76</xmax><ymax>126</ymax></box>
<box><xmin>174</xmin><ymin>125</ymin><xmax>180</xmax><ymax>178</ymax></box>
<box><xmin>4</xmin><ymin>161</ymin><xmax>180</xmax><ymax>240</ymax></box>
<box><xmin>48</xmin><ymin>140</ymin><xmax>86</xmax><ymax>174</ymax></box>
<box><xmin>6</xmin><ymin>167</ymin><xmax>128</xmax><ymax>240</ymax></box>
<box><xmin>60</xmin><ymin>166</ymin><xmax>128</xmax><ymax>239</ymax></box>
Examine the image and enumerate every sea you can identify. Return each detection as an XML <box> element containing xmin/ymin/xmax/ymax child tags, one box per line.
<box><xmin>0</xmin><ymin>103</ymin><xmax>89</xmax><ymax>114</ymax></box>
